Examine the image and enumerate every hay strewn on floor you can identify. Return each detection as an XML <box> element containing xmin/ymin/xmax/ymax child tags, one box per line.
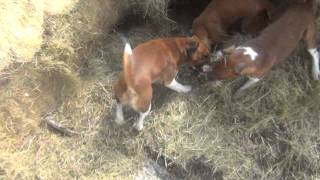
<box><xmin>0</xmin><ymin>0</ymin><xmax>172</xmax><ymax>179</ymax></box>
<box><xmin>0</xmin><ymin>0</ymin><xmax>320</xmax><ymax>179</ymax></box>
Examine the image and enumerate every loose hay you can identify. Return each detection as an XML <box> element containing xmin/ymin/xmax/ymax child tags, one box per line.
<box><xmin>0</xmin><ymin>0</ymin><xmax>320</xmax><ymax>179</ymax></box>
<box><xmin>0</xmin><ymin>0</ymin><xmax>173</xmax><ymax>179</ymax></box>
<box><xmin>44</xmin><ymin>0</ymin><xmax>79</xmax><ymax>15</ymax></box>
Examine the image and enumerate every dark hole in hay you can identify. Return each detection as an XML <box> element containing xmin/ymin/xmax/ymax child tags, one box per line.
<box><xmin>186</xmin><ymin>156</ymin><xmax>224</xmax><ymax>180</ymax></box>
<box><xmin>145</xmin><ymin>147</ymin><xmax>224</xmax><ymax>180</ymax></box>
<box><xmin>144</xmin><ymin>146</ymin><xmax>186</xmax><ymax>179</ymax></box>
<box><xmin>115</xmin><ymin>13</ymin><xmax>149</xmax><ymax>36</ymax></box>
<box><xmin>114</xmin><ymin>0</ymin><xmax>212</xmax><ymax>37</ymax></box>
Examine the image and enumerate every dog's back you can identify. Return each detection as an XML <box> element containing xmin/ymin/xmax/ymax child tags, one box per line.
<box><xmin>126</xmin><ymin>38</ymin><xmax>188</xmax><ymax>86</ymax></box>
<box><xmin>245</xmin><ymin>1</ymin><xmax>314</xmax><ymax>64</ymax></box>
<box><xmin>192</xmin><ymin>0</ymin><xmax>273</xmax><ymax>43</ymax></box>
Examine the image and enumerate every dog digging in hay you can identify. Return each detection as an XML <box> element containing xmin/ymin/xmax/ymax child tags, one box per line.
<box><xmin>201</xmin><ymin>0</ymin><xmax>319</xmax><ymax>95</ymax></box>
<box><xmin>112</xmin><ymin>0</ymin><xmax>277</xmax><ymax>131</ymax></box>
<box><xmin>113</xmin><ymin>36</ymin><xmax>201</xmax><ymax>131</ymax></box>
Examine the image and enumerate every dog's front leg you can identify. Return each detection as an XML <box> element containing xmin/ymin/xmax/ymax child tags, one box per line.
<box><xmin>115</xmin><ymin>103</ymin><xmax>125</xmax><ymax>125</ymax></box>
<box><xmin>133</xmin><ymin>104</ymin><xmax>151</xmax><ymax>131</ymax></box>
<box><xmin>308</xmin><ymin>48</ymin><xmax>320</xmax><ymax>80</ymax></box>
<box><xmin>236</xmin><ymin>77</ymin><xmax>260</xmax><ymax>94</ymax></box>
<box><xmin>166</xmin><ymin>78</ymin><xmax>192</xmax><ymax>93</ymax></box>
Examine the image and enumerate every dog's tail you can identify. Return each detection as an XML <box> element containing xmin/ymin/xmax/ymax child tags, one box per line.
<box><xmin>116</xmin><ymin>32</ymin><xmax>134</xmax><ymax>84</ymax></box>
<box><xmin>123</xmin><ymin>42</ymin><xmax>133</xmax><ymax>82</ymax></box>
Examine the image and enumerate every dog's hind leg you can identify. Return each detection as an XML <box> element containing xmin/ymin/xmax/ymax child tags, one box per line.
<box><xmin>115</xmin><ymin>103</ymin><xmax>125</xmax><ymax>125</ymax></box>
<box><xmin>304</xmin><ymin>19</ymin><xmax>319</xmax><ymax>80</ymax></box>
<box><xmin>113</xmin><ymin>74</ymin><xmax>127</xmax><ymax>125</ymax></box>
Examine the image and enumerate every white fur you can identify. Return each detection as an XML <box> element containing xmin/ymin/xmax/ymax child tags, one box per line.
<box><xmin>239</xmin><ymin>77</ymin><xmax>260</xmax><ymax>92</ymax></box>
<box><xmin>210</xmin><ymin>50</ymin><xmax>224</xmax><ymax>63</ymax></box>
<box><xmin>237</xmin><ymin>46</ymin><xmax>258</xmax><ymax>61</ymax></box>
<box><xmin>202</xmin><ymin>64</ymin><xmax>212</xmax><ymax>72</ymax></box>
<box><xmin>308</xmin><ymin>48</ymin><xmax>320</xmax><ymax>80</ymax></box>
<box><xmin>125</xmin><ymin>43</ymin><xmax>133</xmax><ymax>55</ymax></box>
<box><xmin>166</xmin><ymin>78</ymin><xmax>192</xmax><ymax>93</ymax></box>
<box><xmin>216</xmin><ymin>51</ymin><xmax>223</xmax><ymax>58</ymax></box>
<box><xmin>115</xmin><ymin>103</ymin><xmax>125</xmax><ymax>125</ymax></box>
<box><xmin>133</xmin><ymin>104</ymin><xmax>151</xmax><ymax>131</ymax></box>
<box><xmin>213</xmin><ymin>51</ymin><xmax>223</xmax><ymax>62</ymax></box>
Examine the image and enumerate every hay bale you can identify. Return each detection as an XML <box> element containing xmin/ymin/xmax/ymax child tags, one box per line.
<box><xmin>75</xmin><ymin>0</ymin><xmax>129</xmax><ymax>38</ymax></box>
<box><xmin>0</xmin><ymin>0</ymin><xmax>96</xmax><ymax>72</ymax></box>
<box><xmin>44</xmin><ymin>0</ymin><xmax>79</xmax><ymax>15</ymax></box>
<box><xmin>0</xmin><ymin>0</ymin><xmax>43</xmax><ymax>71</ymax></box>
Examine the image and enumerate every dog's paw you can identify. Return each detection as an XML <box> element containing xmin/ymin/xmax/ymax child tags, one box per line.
<box><xmin>115</xmin><ymin>117</ymin><xmax>125</xmax><ymax>125</ymax></box>
<box><xmin>312</xmin><ymin>69</ymin><xmax>320</xmax><ymax>80</ymax></box>
<box><xmin>202</xmin><ymin>65</ymin><xmax>212</xmax><ymax>72</ymax></box>
<box><xmin>213</xmin><ymin>51</ymin><xmax>223</xmax><ymax>61</ymax></box>
<box><xmin>181</xmin><ymin>85</ymin><xmax>192</xmax><ymax>93</ymax></box>
<box><xmin>133</xmin><ymin>122</ymin><xmax>143</xmax><ymax>131</ymax></box>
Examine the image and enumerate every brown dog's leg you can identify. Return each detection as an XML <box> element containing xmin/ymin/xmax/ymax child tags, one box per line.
<box><xmin>304</xmin><ymin>20</ymin><xmax>319</xmax><ymax>80</ymax></box>
<box><xmin>166</xmin><ymin>78</ymin><xmax>192</xmax><ymax>93</ymax></box>
<box><xmin>115</xmin><ymin>103</ymin><xmax>125</xmax><ymax>125</ymax></box>
<box><xmin>113</xmin><ymin>75</ymin><xmax>127</xmax><ymax>125</ymax></box>
<box><xmin>235</xmin><ymin>54</ymin><xmax>277</xmax><ymax>95</ymax></box>
<box><xmin>163</xmin><ymin>66</ymin><xmax>192</xmax><ymax>93</ymax></box>
<box><xmin>242</xmin><ymin>14</ymin><xmax>268</xmax><ymax>34</ymax></box>
<box><xmin>233</xmin><ymin>76</ymin><xmax>260</xmax><ymax>99</ymax></box>
<box><xmin>237</xmin><ymin>77</ymin><xmax>260</xmax><ymax>93</ymax></box>
<box><xmin>132</xmin><ymin>84</ymin><xmax>153</xmax><ymax>131</ymax></box>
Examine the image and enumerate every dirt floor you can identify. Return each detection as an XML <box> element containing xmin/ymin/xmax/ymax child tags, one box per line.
<box><xmin>1</xmin><ymin>0</ymin><xmax>320</xmax><ymax>179</ymax></box>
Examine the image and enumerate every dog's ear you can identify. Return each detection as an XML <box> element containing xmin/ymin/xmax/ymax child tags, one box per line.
<box><xmin>186</xmin><ymin>40</ymin><xmax>199</xmax><ymax>57</ymax></box>
<box><xmin>222</xmin><ymin>45</ymin><xmax>236</xmax><ymax>54</ymax></box>
<box><xmin>234</xmin><ymin>62</ymin><xmax>256</xmax><ymax>75</ymax></box>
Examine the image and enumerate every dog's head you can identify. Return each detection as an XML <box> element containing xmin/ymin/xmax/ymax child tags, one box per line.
<box><xmin>200</xmin><ymin>45</ymin><xmax>258</xmax><ymax>80</ymax></box>
<box><xmin>191</xmin><ymin>36</ymin><xmax>210</xmax><ymax>63</ymax></box>
<box><xmin>184</xmin><ymin>36</ymin><xmax>210</xmax><ymax>68</ymax></box>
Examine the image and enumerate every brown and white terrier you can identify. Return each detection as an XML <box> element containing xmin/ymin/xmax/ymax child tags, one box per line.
<box><xmin>202</xmin><ymin>0</ymin><xmax>319</xmax><ymax>93</ymax></box>
<box><xmin>191</xmin><ymin>0</ymin><xmax>275</xmax><ymax>63</ymax></box>
<box><xmin>113</xmin><ymin>37</ymin><xmax>199</xmax><ymax>130</ymax></box>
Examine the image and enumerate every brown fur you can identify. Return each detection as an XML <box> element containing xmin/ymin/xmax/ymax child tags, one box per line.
<box><xmin>114</xmin><ymin>37</ymin><xmax>198</xmax><ymax>113</ymax></box>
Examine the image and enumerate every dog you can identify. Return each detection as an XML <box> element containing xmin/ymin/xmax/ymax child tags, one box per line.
<box><xmin>113</xmin><ymin>37</ymin><xmax>199</xmax><ymax>130</ymax></box>
<box><xmin>191</xmin><ymin>0</ymin><xmax>274</xmax><ymax>63</ymax></box>
<box><xmin>201</xmin><ymin>0</ymin><xmax>319</xmax><ymax>93</ymax></box>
